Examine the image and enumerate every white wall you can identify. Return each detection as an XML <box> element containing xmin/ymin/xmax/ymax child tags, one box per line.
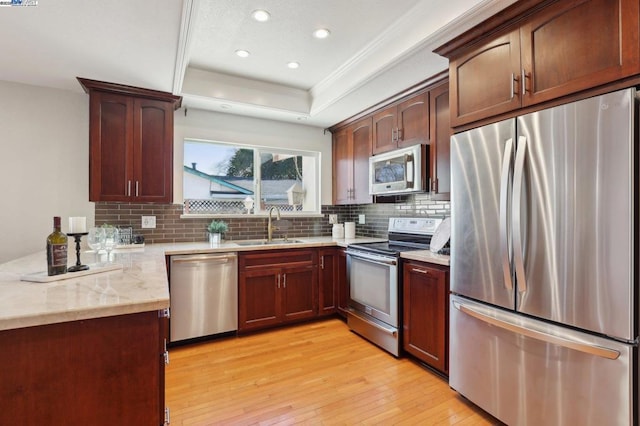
<box><xmin>173</xmin><ymin>108</ymin><xmax>333</xmax><ymax>205</ymax></box>
<box><xmin>0</xmin><ymin>80</ymin><xmax>93</xmax><ymax>263</ymax></box>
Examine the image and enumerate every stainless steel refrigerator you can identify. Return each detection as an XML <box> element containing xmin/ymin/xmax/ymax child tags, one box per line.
<box><xmin>450</xmin><ymin>88</ymin><xmax>636</xmax><ymax>425</ymax></box>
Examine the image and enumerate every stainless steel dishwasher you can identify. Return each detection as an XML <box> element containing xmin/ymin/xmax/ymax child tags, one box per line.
<box><xmin>169</xmin><ymin>252</ymin><xmax>238</xmax><ymax>343</ymax></box>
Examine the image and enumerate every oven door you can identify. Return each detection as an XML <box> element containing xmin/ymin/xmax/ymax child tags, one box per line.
<box><xmin>346</xmin><ymin>249</ymin><xmax>398</xmax><ymax>327</ymax></box>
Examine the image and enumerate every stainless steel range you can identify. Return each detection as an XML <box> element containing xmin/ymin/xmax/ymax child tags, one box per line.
<box><xmin>345</xmin><ymin>217</ymin><xmax>444</xmax><ymax>356</ymax></box>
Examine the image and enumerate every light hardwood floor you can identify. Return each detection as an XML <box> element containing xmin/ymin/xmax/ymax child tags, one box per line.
<box><xmin>166</xmin><ymin>318</ymin><xmax>500</xmax><ymax>425</ymax></box>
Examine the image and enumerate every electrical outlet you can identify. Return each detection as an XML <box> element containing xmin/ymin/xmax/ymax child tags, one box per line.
<box><xmin>358</xmin><ymin>214</ymin><xmax>366</xmax><ymax>224</ymax></box>
<box><xmin>329</xmin><ymin>214</ymin><xmax>338</xmax><ymax>224</ymax></box>
<box><xmin>141</xmin><ymin>216</ymin><xmax>156</xmax><ymax>229</ymax></box>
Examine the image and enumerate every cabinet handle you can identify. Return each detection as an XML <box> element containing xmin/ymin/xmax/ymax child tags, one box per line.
<box><xmin>321</xmin><ymin>255</ymin><xmax>324</xmax><ymax>269</ymax></box>
<box><xmin>391</xmin><ymin>128</ymin><xmax>397</xmax><ymax>142</ymax></box>
<box><xmin>411</xmin><ymin>268</ymin><xmax>431</xmax><ymax>275</ymax></box>
<box><xmin>510</xmin><ymin>73</ymin><xmax>516</xmax><ymax>99</ymax></box>
<box><xmin>135</xmin><ymin>181</ymin><xmax>139</xmax><ymax>197</ymax></box>
<box><xmin>127</xmin><ymin>180</ymin><xmax>131</xmax><ymax>197</ymax></box>
<box><xmin>283</xmin><ymin>273</ymin><xmax>286</xmax><ymax>288</ymax></box>
<box><xmin>521</xmin><ymin>69</ymin><xmax>527</xmax><ymax>95</ymax></box>
<box><xmin>397</xmin><ymin>128</ymin><xmax>403</xmax><ymax>141</ymax></box>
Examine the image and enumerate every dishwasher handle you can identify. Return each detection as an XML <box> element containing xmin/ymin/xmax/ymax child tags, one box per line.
<box><xmin>172</xmin><ymin>254</ymin><xmax>237</xmax><ymax>264</ymax></box>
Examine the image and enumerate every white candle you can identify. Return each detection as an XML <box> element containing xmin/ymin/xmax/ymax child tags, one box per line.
<box><xmin>69</xmin><ymin>217</ymin><xmax>86</xmax><ymax>234</ymax></box>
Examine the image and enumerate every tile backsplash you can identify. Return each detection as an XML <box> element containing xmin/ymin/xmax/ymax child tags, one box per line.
<box><xmin>95</xmin><ymin>193</ymin><xmax>450</xmax><ymax>244</ymax></box>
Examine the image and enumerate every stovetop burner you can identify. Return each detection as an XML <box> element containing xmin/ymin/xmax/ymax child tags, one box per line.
<box><xmin>348</xmin><ymin>217</ymin><xmax>449</xmax><ymax>257</ymax></box>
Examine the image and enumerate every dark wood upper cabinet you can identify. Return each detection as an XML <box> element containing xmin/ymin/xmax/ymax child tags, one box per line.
<box><xmin>440</xmin><ymin>0</ymin><xmax>640</xmax><ymax>127</ymax></box>
<box><xmin>519</xmin><ymin>0</ymin><xmax>639</xmax><ymax>106</ymax></box>
<box><xmin>78</xmin><ymin>78</ymin><xmax>182</xmax><ymax>203</ymax></box>
<box><xmin>396</xmin><ymin>92</ymin><xmax>430</xmax><ymax>148</ymax></box>
<box><xmin>429</xmin><ymin>80</ymin><xmax>451</xmax><ymax>198</ymax></box>
<box><xmin>372</xmin><ymin>92</ymin><xmax>429</xmax><ymax>154</ymax></box>
<box><xmin>449</xmin><ymin>29</ymin><xmax>521</xmax><ymax>126</ymax></box>
<box><xmin>332</xmin><ymin>117</ymin><xmax>372</xmax><ymax>205</ymax></box>
<box><xmin>372</xmin><ymin>106</ymin><xmax>397</xmax><ymax>154</ymax></box>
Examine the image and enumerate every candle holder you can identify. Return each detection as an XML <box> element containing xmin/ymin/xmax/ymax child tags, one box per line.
<box><xmin>67</xmin><ymin>232</ymin><xmax>89</xmax><ymax>272</ymax></box>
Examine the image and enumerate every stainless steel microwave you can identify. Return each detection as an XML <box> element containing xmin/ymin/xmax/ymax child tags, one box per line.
<box><xmin>369</xmin><ymin>144</ymin><xmax>425</xmax><ymax>195</ymax></box>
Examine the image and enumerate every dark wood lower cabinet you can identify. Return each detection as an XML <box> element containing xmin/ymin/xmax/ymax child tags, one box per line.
<box><xmin>318</xmin><ymin>248</ymin><xmax>343</xmax><ymax>316</ymax></box>
<box><xmin>0</xmin><ymin>311</ymin><xmax>166</xmax><ymax>426</ymax></box>
<box><xmin>239</xmin><ymin>249</ymin><xmax>318</xmax><ymax>332</ymax></box>
<box><xmin>336</xmin><ymin>249</ymin><xmax>348</xmax><ymax>318</ymax></box>
<box><xmin>402</xmin><ymin>260</ymin><xmax>449</xmax><ymax>375</ymax></box>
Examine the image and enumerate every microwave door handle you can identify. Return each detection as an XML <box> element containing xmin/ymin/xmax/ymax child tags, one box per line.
<box><xmin>405</xmin><ymin>154</ymin><xmax>414</xmax><ymax>188</ymax></box>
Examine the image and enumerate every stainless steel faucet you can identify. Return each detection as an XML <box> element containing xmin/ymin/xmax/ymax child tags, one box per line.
<box><xmin>267</xmin><ymin>206</ymin><xmax>281</xmax><ymax>242</ymax></box>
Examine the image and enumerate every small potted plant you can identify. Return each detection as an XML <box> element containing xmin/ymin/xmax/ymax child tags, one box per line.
<box><xmin>207</xmin><ymin>220</ymin><xmax>228</xmax><ymax>245</ymax></box>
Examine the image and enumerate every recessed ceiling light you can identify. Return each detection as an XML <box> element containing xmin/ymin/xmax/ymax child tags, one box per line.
<box><xmin>287</xmin><ymin>61</ymin><xmax>300</xmax><ymax>69</ymax></box>
<box><xmin>313</xmin><ymin>28</ymin><xmax>331</xmax><ymax>39</ymax></box>
<box><xmin>235</xmin><ymin>49</ymin><xmax>250</xmax><ymax>58</ymax></box>
<box><xmin>251</xmin><ymin>9</ymin><xmax>270</xmax><ymax>22</ymax></box>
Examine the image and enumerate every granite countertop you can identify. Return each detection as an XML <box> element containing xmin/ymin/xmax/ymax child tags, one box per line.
<box><xmin>0</xmin><ymin>236</ymin><xmax>387</xmax><ymax>331</ymax></box>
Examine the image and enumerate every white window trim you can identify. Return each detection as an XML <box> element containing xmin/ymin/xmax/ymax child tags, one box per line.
<box><xmin>182</xmin><ymin>139</ymin><xmax>322</xmax><ymax>216</ymax></box>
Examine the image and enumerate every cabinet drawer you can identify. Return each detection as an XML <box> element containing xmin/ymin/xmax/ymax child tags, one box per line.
<box><xmin>239</xmin><ymin>249</ymin><xmax>316</xmax><ymax>269</ymax></box>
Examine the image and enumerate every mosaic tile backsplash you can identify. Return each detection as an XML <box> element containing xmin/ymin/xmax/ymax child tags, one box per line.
<box><xmin>95</xmin><ymin>193</ymin><xmax>450</xmax><ymax>244</ymax></box>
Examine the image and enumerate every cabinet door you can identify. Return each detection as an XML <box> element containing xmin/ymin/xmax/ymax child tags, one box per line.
<box><xmin>89</xmin><ymin>92</ymin><xmax>134</xmax><ymax>201</ymax></box>
<box><xmin>397</xmin><ymin>92</ymin><xmax>429</xmax><ymax>148</ymax></box>
<box><xmin>0</xmin><ymin>312</ymin><xmax>163</xmax><ymax>425</ymax></box>
<box><xmin>450</xmin><ymin>29</ymin><xmax>521</xmax><ymax>127</ymax></box>
<box><xmin>133</xmin><ymin>98</ymin><xmax>173</xmax><ymax>203</ymax></box>
<box><xmin>337</xmin><ymin>249</ymin><xmax>348</xmax><ymax>318</ymax></box>
<box><xmin>281</xmin><ymin>265</ymin><xmax>317</xmax><ymax>322</ymax></box>
<box><xmin>239</xmin><ymin>268</ymin><xmax>280</xmax><ymax>331</ymax></box>
<box><xmin>372</xmin><ymin>106</ymin><xmax>397</xmax><ymax>154</ymax></box>
<box><xmin>318</xmin><ymin>248</ymin><xmax>339</xmax><ymax>316</ymax></box>
<box><xmin>332</xmin><ymin>128</ymin><xmax>351</xmax><ymax>205</ymax></box>
<box><xmin>402</xmin><ymin>261</ymin><xmax>449</xmax><ymax>374</ymax></box>
<box><xmin>519</xmin><ymin>0</ymin><xmax>640</xmax><ymax>107</ymax></box>
<box><xmin>429</xmin><ymin>81</ymin><xmax>450</xmax><ymax>198</ymax></box>
<box><xmin>351</xmin><ymin>118</ymin><xmax>373</xmax><ymax>204</ymax></box>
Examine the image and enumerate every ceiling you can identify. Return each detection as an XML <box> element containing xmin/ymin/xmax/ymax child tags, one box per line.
<box><xmin>0</xmin><ymin>0</ymin><xmax>516</xmax><ymax>128</ymax></box>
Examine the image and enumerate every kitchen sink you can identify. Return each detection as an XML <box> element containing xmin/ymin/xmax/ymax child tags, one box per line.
<box><xmin>234</xmin><ymin>239</ymin><xmax>305</xmax><ymax>246</ymax></box>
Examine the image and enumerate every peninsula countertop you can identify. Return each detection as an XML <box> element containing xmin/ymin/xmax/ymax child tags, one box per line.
<box><xmin>0</xmin><ymin>236</ymin><xmax>390</xmax><ymax>331</ymax></box>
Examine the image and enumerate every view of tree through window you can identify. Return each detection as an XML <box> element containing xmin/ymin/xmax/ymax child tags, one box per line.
<box><xmin>183</xmin><ymin>140</ymin><xmax>319</xmax><ymax>215</ymax></box>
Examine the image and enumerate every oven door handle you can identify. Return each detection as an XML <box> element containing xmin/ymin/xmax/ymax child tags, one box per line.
<box><xmin>346</xmin><ymin>250</ymin><xmax>397</xmax><ymax>266</ymax></box>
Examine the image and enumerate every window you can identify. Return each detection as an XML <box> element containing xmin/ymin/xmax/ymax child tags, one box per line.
<box><xmin>183</xmin><ymin>140</ymin><xmax>320</xmax><ymax>215</ymax></box>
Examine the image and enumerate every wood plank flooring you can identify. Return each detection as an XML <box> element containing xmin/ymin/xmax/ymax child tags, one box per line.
<box><xmin>165</xmin><ymin>318</ymin><xmax>500</xmax><ymax>425</ymax></box>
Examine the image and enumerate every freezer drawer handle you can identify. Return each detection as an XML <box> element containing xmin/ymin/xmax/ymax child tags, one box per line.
<box><xmin>453</xmin><ymin>301</ymin><xmax>620</xmax><ymax>360</ymax></box>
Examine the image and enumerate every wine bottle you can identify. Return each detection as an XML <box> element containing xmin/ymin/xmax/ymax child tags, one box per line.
<box><xmin>46</xmin><ymin>216</ymin><xmax>68</xmax><ymax>276</ymax></box>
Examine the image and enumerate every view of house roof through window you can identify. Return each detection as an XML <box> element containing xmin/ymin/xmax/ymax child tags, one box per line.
<box><xmin>183</xmin><ymin>140</ymin><xmax>320</xmax><ymax>215</ymax></box>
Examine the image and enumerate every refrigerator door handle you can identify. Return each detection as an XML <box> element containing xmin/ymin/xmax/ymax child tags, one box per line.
<box><xmin>499</xmin><ymin>138</ymin><xmax>514</xmax><ymax>290</ymax></box>
<box><xmin>453</xmin><ymin>301</ymin><xmax>621</xmax><ymax>360</ymax></box>
<box><xmin>512</xmin><ymin>135</ymin><xmax>527</xmax><ymax>293</ymax></box>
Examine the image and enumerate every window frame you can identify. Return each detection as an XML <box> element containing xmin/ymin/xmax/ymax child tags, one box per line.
<box><xmin>181</xmin><ymin>138</ymin><xmax>322</xmax><ymax>218</ymax></box>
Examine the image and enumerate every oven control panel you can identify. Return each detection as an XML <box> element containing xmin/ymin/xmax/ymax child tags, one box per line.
<box><xmin>388</xmin><ymin>217</ymin><xmax>443</xmax><ymax>235</ymax></box>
